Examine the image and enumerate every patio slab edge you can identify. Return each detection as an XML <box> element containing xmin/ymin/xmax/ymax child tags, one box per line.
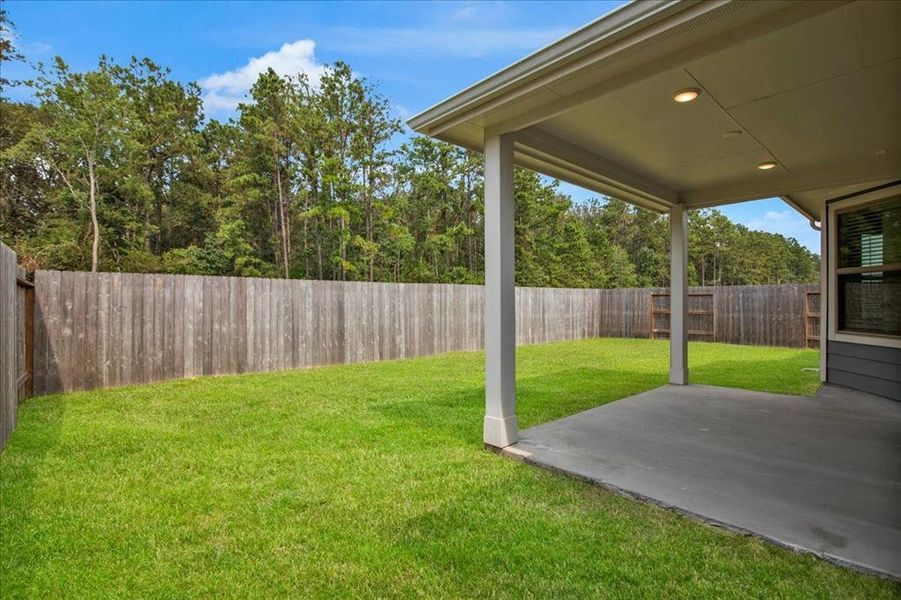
<box><xmin>497</xmin><ymin>443</ymin><xmax>901</xmax><ymax>582</ymax></box>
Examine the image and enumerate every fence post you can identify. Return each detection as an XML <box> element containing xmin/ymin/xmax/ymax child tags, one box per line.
<box><xmin>1</xmin><ymin>243</ymin><xmax>20</xmax><ymax>451</ymax></box>
<box><xmin>17</xmin><ymin>267</ymin><xmax>34</xmax><ymax>401</ymax></box>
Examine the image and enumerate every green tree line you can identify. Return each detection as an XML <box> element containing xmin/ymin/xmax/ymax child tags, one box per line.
<box><xmin>0</xmin><ymin>15</ymin><xmax>819</xmax><ymax>287</ymax></box>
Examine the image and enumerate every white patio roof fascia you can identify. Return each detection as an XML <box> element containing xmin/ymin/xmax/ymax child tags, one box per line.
<box><xmin>408</xmin><ymin>0</ymin><xmax>901</xmax><ymax>220</ymax></box>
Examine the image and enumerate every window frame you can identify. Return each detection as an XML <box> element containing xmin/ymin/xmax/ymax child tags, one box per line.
<box><xmin>827</xmin><ymin>184</ymin><xmax>901</xmax><ymax>348</ymax></box>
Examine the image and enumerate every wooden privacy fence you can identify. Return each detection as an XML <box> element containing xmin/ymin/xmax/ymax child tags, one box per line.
<box><xmin>650</xmin><ymin>286</ymin><xmax>821</xmax><ymax>347</ymax></box>
<box><xmin>1</xmin><ymin>243</ymin><xmax>33</xmax><ymax>451</ymax></box>
<box><xmin>28</xmin><ymin>270</ymin><xmax>819</xmax><ymax>396</ymax></box>
<box><xmin>33</xmin><ymin>273</ymin><xmax>486</xmax><ymax>396</ymax></box>
<box><xmin>0</xmin><ymin>243</ymin><xmax>16</xmax><ymax>450</ymax></box>
<box><xmin>649</xmin><ymin>292</ymin><xmax>715</xmax><ymax>340</ymax></box>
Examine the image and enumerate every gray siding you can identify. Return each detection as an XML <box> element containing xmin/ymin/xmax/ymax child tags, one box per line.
<box><xmin>827</xmin><ymin>340</ymin><xmax>901</xmax><ymax>401</ymax></box>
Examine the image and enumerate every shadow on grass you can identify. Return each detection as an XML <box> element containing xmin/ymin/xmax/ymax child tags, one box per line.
<box><xmin>371</xmin><ymin>349</ymin><xmax>819</xmax><ymax>450</ymax></box>
<box><xmin>373</xmin><ymin>366</ymin><xmax>669</xmax><ymax>446</ymax></box>
<box><xmin>0</xmin><ymin>394</ymin><xmax>67</xmax><ymax>552</ymax></box>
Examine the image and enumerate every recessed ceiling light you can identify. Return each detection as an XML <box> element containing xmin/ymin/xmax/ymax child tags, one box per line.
<box><xmin>757</xmin><ymin>161</ymin><xmax>778</xmax><ymax>170</ymax></box>
<box><xmin>673</xmin><ymin>88</ymin><xmax>700</xmax><ymax>103</ymax></box>
<box><xmin>722</xmin><ymin>130</ymin><xmax>743</xmax><ymax>139</ymax></box>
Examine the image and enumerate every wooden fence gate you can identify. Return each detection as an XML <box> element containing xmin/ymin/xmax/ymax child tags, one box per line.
<box><xmin>805</xmin><ymin>291</ymin><xmax>821</xmax><ymax>349</ymax></box>
<box><xmin>16</xmin><ymin>271</ymin><xmax>34</xmax><ymax>402</ymax></box>
<box><xmin>649</xmin><ymin>292</ymin><xmax>715</xmax><ymax>340</ymax></box>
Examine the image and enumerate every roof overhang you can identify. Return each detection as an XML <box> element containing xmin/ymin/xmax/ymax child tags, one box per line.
<box><xmin>408</xmin><ymin>0</ymin><xmax>901</xmax><ymax>219</ymax></box>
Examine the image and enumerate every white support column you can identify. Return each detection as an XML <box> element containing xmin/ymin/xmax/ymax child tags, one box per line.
<box><xmin>669</xmin><ymin>203</ymin><xmax>689</xmax><ymax>385</ymax></box>
<box><xmin>483</xmin><ymin>134</ymin><xmax>517</xmax><ymax>447</ymax></box>
<box><xmin>819</xmin><ymin>203</ymin><xmax>827</xmax><ymax>382</ymax></box>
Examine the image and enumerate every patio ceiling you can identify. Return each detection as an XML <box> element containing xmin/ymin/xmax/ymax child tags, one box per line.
<box><xmin>408</xmin><ymin>0</ymin><xmax>901</xmax><ymax>218</ymax></box>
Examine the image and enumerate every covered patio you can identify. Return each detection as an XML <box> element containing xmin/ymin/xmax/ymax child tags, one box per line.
<box><xmin>508</xmin><ymin>384</ymin><xmax>901</xmax><ymax>578</ymax></box>
<box><xmin>409</xmin><ymin>0</ymin><xmax>900</xmax><ymax>579</ymax></box>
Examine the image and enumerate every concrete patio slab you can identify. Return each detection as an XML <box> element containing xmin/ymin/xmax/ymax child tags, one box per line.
<box><xmin>508</xmin><ymin>384</ymin><xmax>901</xmax><ymax>579</ymax></box>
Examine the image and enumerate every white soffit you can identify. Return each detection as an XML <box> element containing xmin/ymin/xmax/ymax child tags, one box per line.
<box><xmin>409</xmin><ymin>1</ymin><xmax>901</xmax><ymax>219</ymax></box>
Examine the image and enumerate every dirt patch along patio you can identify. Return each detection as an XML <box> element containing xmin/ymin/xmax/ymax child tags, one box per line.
<box><xmin>1</xmin><ymin>339</ymin><xmax>896</xmax><ymax>597</ymax></box>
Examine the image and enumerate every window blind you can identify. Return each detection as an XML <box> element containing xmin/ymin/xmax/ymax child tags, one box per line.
<box><xmin>836</xmin><ymin>196</ymin><xmax>901</xmax><ymax>337</ymax></box>
<box><xmin>837</xmin><ymin>198</ymin><xmax>901</xmax><ymax>269</ymax></box>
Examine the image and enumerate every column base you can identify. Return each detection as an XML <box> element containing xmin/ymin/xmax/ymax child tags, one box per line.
<box><xmin>669</xmin><ymin>368</ymin><xmax>689</xmax><ymax>385</ymax></box>
<box><xmin>484</xmin><ymin>415</ymin><xmax>518</xmax><ymax>448</ymax></box>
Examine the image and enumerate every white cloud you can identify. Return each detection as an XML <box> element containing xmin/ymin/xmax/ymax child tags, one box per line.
<box><xmin>325</xmin><ymin>26</ymin><xmax>568</xmax><ymax>59</ymax></box>
<box><xmin>451</xmin><ymin>1</ymin><xmax>511</xmax><ymax>22</ymax></box>
<box><xmin>199</xmin><ymin>39</ymin><xmax>327</xmax><ymax>115</ymax></box>
<box><xmin>0</xmin><ymin>25</ymin><xmax>52</xmax><ymax>56</ymax></box>
<box><xmin>23</xmin><ymin>41</ymin><xmax>53</xmax><ymax>54</ymax></box>
<box><xmin>747</xmin><ymin>209</ymin><xmax>820</xmax><ymax>252</ymax></box>
<box><xmin>393</xmin><ymin>104</ymin><xmax>412</xmax><ymax>120</ymax></box>
<box><xmin>747</xmin><ymin>210</ymin><xmax>801</xmax><ymax>233</ymax></box>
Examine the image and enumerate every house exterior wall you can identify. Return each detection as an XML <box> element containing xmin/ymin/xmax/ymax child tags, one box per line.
<box><xmin>827</xmin><ymin>341</ymin><xmax>901</xmax><ymax>400</ymax></box>
<box><xmin>824</xmin><ymin>182</ymin><xmax>901</xmax><ymax>401</ymax></box>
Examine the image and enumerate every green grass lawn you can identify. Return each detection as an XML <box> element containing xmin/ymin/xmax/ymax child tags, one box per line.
<box><xmin>1</xmin><ymin>338</ymin><xmax>895</xmax><ymax>598</ymax></box>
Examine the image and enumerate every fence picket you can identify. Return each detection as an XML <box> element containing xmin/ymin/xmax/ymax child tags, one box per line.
<box><xmin>24</xmin><ymin>270</ymin><xmax>818</xmax><ymax>396</ymax></box>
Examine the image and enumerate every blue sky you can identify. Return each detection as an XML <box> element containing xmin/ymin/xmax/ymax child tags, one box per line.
<box><xmin>4</xmin><ymin>0</ymin><xmax>819</xmax><ymax>252</ymax></box>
